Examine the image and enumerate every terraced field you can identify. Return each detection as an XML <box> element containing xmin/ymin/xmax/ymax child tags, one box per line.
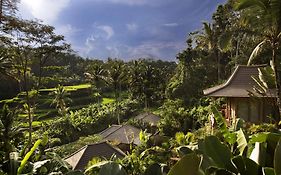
<box><xmin>0</xmin><ymin>84</ymin><xmax>111</xmax><ymax>127</ymax></box>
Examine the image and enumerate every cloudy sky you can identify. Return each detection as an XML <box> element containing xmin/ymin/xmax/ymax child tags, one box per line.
<box><xmin>18</xmin><ymin>0</ymin><xmax>226</xmax><ymax>61</ymax></box>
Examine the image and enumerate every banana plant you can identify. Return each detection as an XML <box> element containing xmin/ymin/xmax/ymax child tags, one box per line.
<box><xmin>79</xmin><ymin>132</ymin><xmax>281</xmax><ymax>175</ymax></box>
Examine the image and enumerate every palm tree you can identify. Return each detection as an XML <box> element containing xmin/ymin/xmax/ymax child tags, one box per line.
<box><xmin>85</xmin><ymin>62</ymin><xmax>105</xmax><ymax>88</ymax></box>
<box><xmin>51</xmin><ymin>85</ymin><xmax>71</xmax><ymax>117</ymax></box>
<box><xmin>197</xmin><ymin>22</ymin><xmax>221</xmax><ymax>81</ymax></box>
<box><xmin>104</xmin><ymin>59</ymin><xmax>126</xmax><ymax>124</ymax></box>
<box><xmin>105</xmin><ymin>59</ymin><xmax>126</xmax><ymax>101</ymax></box>
<box><xmin>142</xmin><ymin>63</ymin><xmax>155</xmax><ymax>109</ymax></box>
<box><xmin>128</xmin><ymin>60</ymin><xmax>144</xmax><ymax>99</ymax></box>
<box><xmin>84</xmin><ymin>62</ymin><xmax>106</xmax><ymax>103</ymax></box>
<box><xmin>236</xmin><ymin>0</ymin><xmax>281</xmax><ymax>116</ymax></box>
<box><xmin>128</xmin><ymin>60</ymin><xmax>158</xmax><ymax>108</ymax></box>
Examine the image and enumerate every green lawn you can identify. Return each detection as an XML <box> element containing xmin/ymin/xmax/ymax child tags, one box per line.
<box><xmin>39</xmin><ymin>84</ymin><xmax>91</xmax><ymax>92</ymax></box>
<box><xmin>102</xmin><ymin>97</ymin><xmax>115</xmax><ymax>104</ymax></box>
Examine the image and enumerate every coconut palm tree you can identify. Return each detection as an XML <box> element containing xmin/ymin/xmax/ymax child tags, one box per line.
<box><xmin>51</xmin><ymin>85</ymin><xmax>71</xmax><ymax>117</ymax></box>
<box><xmin>104</xmin><ymin>59</ymin><xmax>127</xmax><ymax>124</ymax></box>
<box><xmin>85</xmin><ymin>61</ymin><xmax>106</xmax><ymax>88</ymax></box>
<box><xmin>128</xmin><ymin>60</ymin><xmax>144</xmax><ymax>99</ymax></box>
<box><xmin>236</xmin><ymin>0</ymin><xmax>281</xmax><ymax>116</ymax></box>
<box><xmin>104</xmin><ymin>59</ymin><xmax>126</xmax><ymax>101</ymax></box>
<box><xmin>197</xmin><ymin>22</ymin><xmax>221</xmax><ymax>81</ymax></box>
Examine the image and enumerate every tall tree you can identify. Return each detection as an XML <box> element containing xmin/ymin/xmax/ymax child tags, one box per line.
<box><xmin>2</xmin><ymin>17</ymin><xmax>70</xmax><ymax>149</ymax></box>
<box><xmin>128</xmin><ymin>60</ymin><xmax>143</xmax><ymax>99</ymax></box>
<box><xmin>0</xmin><ymin>0</ymin><xmax>18</xmax><ymax>23</ymax></box>
<box><xmin>104</xmin><ymin>58</ymin><xmax>127</xmax><ymax>124</ymax></box>
<box><xmin>197</xmin><ymin>22</ymin><xmax>222</xmax><ymax>81</ymax></box>
<box><xmin>51</xmin><ymin>84</ymin><xmax>71</xmax><ymax>117</ymax></box>
<box><xmin>85</xmin><ymin>60</ymin><xmax>106</xmax><ymax>89</ymax></box>
<box><xmin>236</xmin><ymin>0</ymin><xmax>281</xmax><ymax>118</ymax></box>
<box><xmin>104</xmin><ymin>58</ymin><xmax>126</xmax><ymax>101</ymax></box>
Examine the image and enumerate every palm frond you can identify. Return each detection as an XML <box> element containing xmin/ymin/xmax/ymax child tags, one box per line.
<box><xmin>277</xmin><ymin>32</ymin><xmax>281</xmax><ymax>40</ymax></box>
<box><xmin>259</xmin><ymin>66</ymin><xmax>275</xmax><ymax>88</ymax></box>
<box><xmin>218</xmin><ymin>31</ymin><xmax>233</xmax><ymax>52</ymax></box>
<box><xmin>247</xmin><ymin>39</ymin><xmax>267</xmax><ymax>65</ymax></box>
<box><xmin>271</xmin><ymin>0</ymin><xmax>281</xmax><ymax>32</ymax></box>
<box><xmin>202</xmin><ymin>22</ymin><xmax>212</xmax><ymax>37</ymax></box>
<box><xmin>235</xmin><ymin>0</ymin><xmax>267</xmax><ymax>11</ymax></box>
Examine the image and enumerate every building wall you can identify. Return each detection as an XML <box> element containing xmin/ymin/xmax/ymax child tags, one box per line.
<box><xmin>226</xmin><ymin>97</ymin><xmax>276</xmax><ymax>123</ymax></box>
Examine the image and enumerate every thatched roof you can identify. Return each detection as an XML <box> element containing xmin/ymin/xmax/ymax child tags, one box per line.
<box><xmin>203</xmin><ymin>65</ymin><xmax>276</xmax><ymax>97</ymax></box>
<box><xmin>134</xmin><ymin>112</ymin><xmax>161</xmax><ymax>126</ymax></box>
<box><xmin>99</xmin><ymin>124</ymin><xmax>141</xmax><ymax>145</ymax></box>
<box><xmin>64</xmin><ymin>142</ymin><xmax>125</xmax><ymax>170</ymax></box>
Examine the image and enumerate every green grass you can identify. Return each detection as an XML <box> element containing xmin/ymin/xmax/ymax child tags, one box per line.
<box><xmin>39</xmin><ymin>84</ymin><xmax>91</xmax><ymax>92</ymax></box>
<box><xmin>0</xmin><ymin>97</ymin><xmax>21</xmax><ymax>103</ymax></box>
<box><xmin>21</xmin><ymin>121</ymin><xmax>43</xmax><ymax>128</ymax></box>
<box><xmin>102</xmin><ymin>97</ymin><xmax>115</xmax><ymax>104</ymax></box>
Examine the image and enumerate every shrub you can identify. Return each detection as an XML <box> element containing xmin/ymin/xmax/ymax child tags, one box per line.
<box><xmin>69</xmin><ymin>99</ymin><xmax>139</xmax><ymax>135</ymax></box>
<box><xmin>45</xmin><ymin>117</ymin><xmax>80</xmax><ymax>146</ymax></box>
<box><xmin>247</xmin><ymin>123</ymin><xmax>278</xmax><ymax>135</ymax></box>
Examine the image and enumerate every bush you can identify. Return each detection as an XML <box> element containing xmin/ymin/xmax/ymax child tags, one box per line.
<box><xmin>69</xmin><ymin>99</ymin><xmax>140</xmax><ymax>136</ymax></box>
<box><xmin>126</xmin><ymin>119</ymin><xmax>155</xmax><ymax>133</ymax></box>
<box><xmin>46</xmin><ymin>117</ymin><xmax>80</xmax><ymax>146</ymax></box>
<box><xmin>247</xmin><ymin>123</ymin><xmax>278</xmax><ymax>135</ymax></box>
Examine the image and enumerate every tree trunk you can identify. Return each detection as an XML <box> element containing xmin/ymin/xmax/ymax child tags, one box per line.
<box><xmin>37</xmin><ymin>59</ymin><xmax>42</xmax><ymax>91</ymax></box>
<box><xmin>272</xmin><ymin>45</ymin><xmax>281</xmax><ymax>119</ymax></box>
<box><xmin>214</xmin><ymin>48</ymin><xmax>221</xmax><ymax>82</ymax></box>
<box><xmin>22</xmin><ymin>53</ymin><xmax>33</xmax><ymax>151</ymax></box>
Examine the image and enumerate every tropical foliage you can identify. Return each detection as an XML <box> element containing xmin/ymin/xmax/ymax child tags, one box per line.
<box><xmin>1</xmin><ymin>0</ymin><xmax>281</xmax><ymax>174</ymax></box>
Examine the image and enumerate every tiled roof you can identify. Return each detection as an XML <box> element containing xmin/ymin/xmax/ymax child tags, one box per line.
<box><xmin>99</xmin><ymin>124</ymin><xmax>141</xmax><ymax>145</ymax></box>
<box><xmin>203</xmin><ymin>65</ymin><xmax>277</xmax><ymax>97</ymax></box>
<box><xmin>134</xmin><ymin>112</ymin><xmax>161</xmax><ymax>126</ymax></box>
<box><xmin>64</xmin><ymin>142</ymin><xmax>125</xmax><ymax>170</ymax></box>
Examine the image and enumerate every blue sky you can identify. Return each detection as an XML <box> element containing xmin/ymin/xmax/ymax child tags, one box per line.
<box><xmin>18</xmin><ymin>0</ymin><xmax>227</xmax><ymax>61</ymax></box>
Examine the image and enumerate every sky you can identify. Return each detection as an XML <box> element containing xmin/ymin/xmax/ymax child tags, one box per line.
<box><xmin>18</xmin><ymin>0</ymin><xmax>227</xmax><ymax>61</ymax></box>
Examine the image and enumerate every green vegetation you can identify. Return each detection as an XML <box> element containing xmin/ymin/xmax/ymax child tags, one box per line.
<box><xmin>0</xmin><ymin>0</ymin><xmax>281</xmax><ymax>174</ymax></box>
<box><xmin>54</xmin><ymin>135</ymin><xmax>101</xmax><ymax>157</ymax></box>
<box><xmin>102</xmin><ymin>98</ymin><xmax>115</xmax><ymax>104</ymax></box>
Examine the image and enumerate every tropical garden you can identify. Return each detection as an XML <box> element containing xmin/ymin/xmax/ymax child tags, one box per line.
<box><xmin>0</xmin><ymin>0</ymin><xmax>281</xmax><ymax>174</ymax></box>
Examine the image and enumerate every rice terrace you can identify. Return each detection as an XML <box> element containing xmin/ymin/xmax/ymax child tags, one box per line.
<box><xmin>0</xmin><ymin>0</ymin><xmax>281</xmax><ymax>174</ymax></box>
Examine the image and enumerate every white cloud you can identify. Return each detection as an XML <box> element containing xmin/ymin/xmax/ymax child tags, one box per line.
<box><xmin>55</xmin><ymin>24</ymin><xmax>80</xmax><ymax>38</ymax></box>
<box><xmin>76</xmin><ymin>39</ymin><xmax>184</xmax><ymax>60</ymax></box>
<box><xmin>97</xmin><ymin>25</ymin><xmax>114</xmax><ymax>40</ymax></box>
<box><xmin>19</xmin><ymin>0</ymin><xmax>70</xmax><ymax>24</ymax></box>
<box><xmin>163</xmin><ymin>23</ymin><xmax>179</xmax><ymax>27</ymax></box>
<box><xmin>84</xmin><ymin>34</ymin><xmax>96</xmax><ymax>55</ymax></box>
<box><xmin>126</xmin><ymin>23</ymin><xmax>138</xmax><ymax>32</ymax></box>
<box><xmin>126</xmin><ymin>41</ymin><xmax>183</xmax><ymax>59</ymax></box>
<box><xmin>81</xmin><ymin>25</ymin><xmax>114</xmax><ymax>57</ymax></box>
